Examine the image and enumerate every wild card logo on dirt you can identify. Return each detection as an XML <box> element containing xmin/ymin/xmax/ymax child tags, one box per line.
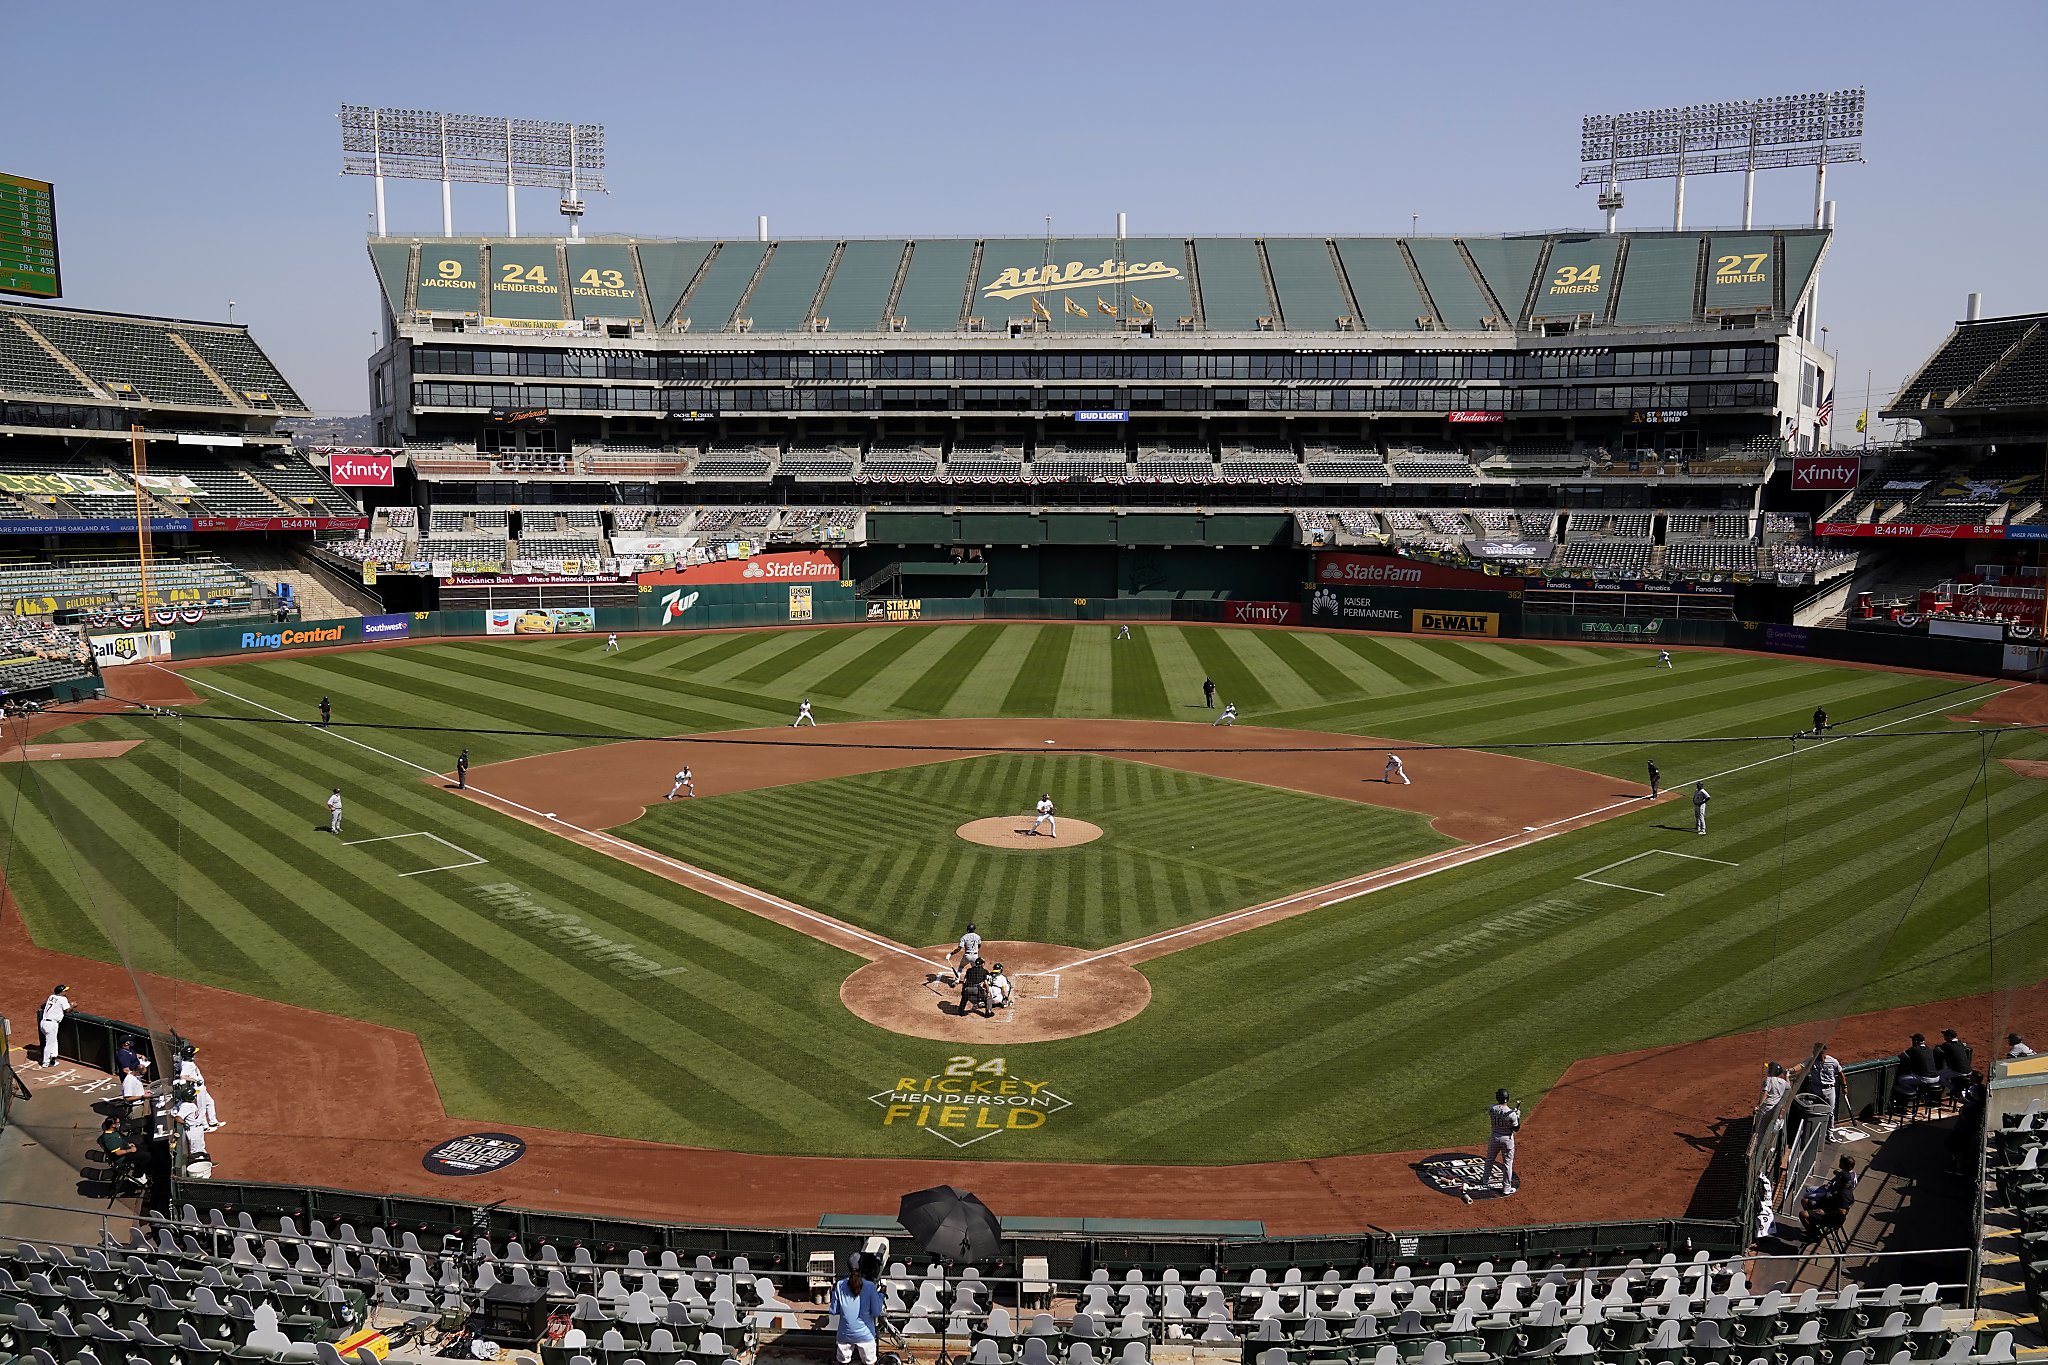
<box><xmin>871</xmin><ymin>1054</ymin><xmax>1071</xmax><ymax>1149</ymax></box>
<box><xmin>422</xmin><ymin>1131</ymin><xmax>526</xmax><ymax>1176</ymax></box>
<box><xmin>1413</xmin><ymin>1151</ymin><xmax>1511</xmax><ymax>1200</ymax></box>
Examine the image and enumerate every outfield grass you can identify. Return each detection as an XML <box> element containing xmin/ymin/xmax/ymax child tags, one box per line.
<box><xmin>629</xmin><ymin>753</ymin><xmax>1454</xmax><ymax>948</ymax></box>
<box><xmin>2</xmin><ymin>624</ymin><xmax>2041</xmax><ymax>1163</ymax></box>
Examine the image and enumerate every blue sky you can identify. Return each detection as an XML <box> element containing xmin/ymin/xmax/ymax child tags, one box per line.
<box><xmin>10</xmin><ymin>0</ymin><xmax>2046</xmax><ymax>419</ymax></box>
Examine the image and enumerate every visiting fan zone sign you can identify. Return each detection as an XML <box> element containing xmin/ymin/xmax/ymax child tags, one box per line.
<box><xmin>871</xmin><ymin>1055</ymin><xmax>1071</xmax><ymax>1149</ymax></box>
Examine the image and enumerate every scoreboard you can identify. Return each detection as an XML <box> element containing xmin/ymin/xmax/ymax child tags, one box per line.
<box><xmin>0</xmin><ymin>173</ymin><xmax>60</xmax><ymax>300</ymax></box>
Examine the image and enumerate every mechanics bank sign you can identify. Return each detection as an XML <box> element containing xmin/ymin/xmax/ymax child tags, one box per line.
<box><xmin>239</xmin><ymin>624</ymin><xmax>348</xmax><ymax>651</ymax></box>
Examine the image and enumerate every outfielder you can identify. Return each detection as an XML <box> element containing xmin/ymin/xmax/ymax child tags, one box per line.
<box><xmin>1116</xmin><ymin>624</ymin><xmax>1131</xmax><ymax>640</ymax></box>
<box><xmin>1655</xmin><ymin>650</ymin><xmax>1673</xmax><ymax>669</ymax></box>
<box><xmin>1383</xmin><ymin>753</ymin><xmax>1409</xmax><ymax>785</ymax></box>
<box><xmin>1214</xmin><ymin>702</ymin><xmax>1237</xmax><ymax>727</ymax></box>
<box><xmin>944</xmin><ymin>922</ymin><xmax>983</xmax><ymax>985</ymax></box>
<box><xmin>1480</xmin><ymin>1087</ymin><xmax>1521</xmax><ymax>1195</ymax></box>
<box><xmin>793</xmin><ymin>698</ymin><xmax>817</xmax><ymax>727</ymax></box>
<box><xmin>326</xmin><ymin>788</ymin><xmax>344</xmax><ymax>835</ymax></box>
<box><xmin>1693</xmin><ymin>781</ymin><xmax>1711</xmax><ymax>834</ymax></box>
<box><xmin>605</xmin><ymin>633</ymin><xmax>620</xmax><ymax>652</ymax></box>
<box><xmin>37</xmin><ymin>983</ymin><xmax>70</xmax><ymax>1066</ymax></box>
<box><xmin>667</xmin><ymin>766</ymin><xmax>694</xmax><ymax>800</ymax></box>
<box><xmin>1029</xmin><ymin>793</ymin><xmax>1057</xmax><ymax>837</ymax></box>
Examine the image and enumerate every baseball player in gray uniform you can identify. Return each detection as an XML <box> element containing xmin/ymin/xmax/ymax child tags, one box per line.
<box><xmin>944</xmin><ymin>923</ymin><xmax>983</xmax><ymax>985</ymax></box>
<box><xmin>1479</xmin><ymin>1087</ymin><xmax>1521</xmax><ymax>1196</ymax></box>
<box><xmin>1693</xmin><ymin>781</ymin><xmax>1711</xmax><ymax>834</ymax></box>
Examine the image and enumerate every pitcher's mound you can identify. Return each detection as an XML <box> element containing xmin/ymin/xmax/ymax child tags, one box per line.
<box><xmin>956</xmin><ymin>816</ymin><xmax>1103</xmax><ymax>849</ymax></box>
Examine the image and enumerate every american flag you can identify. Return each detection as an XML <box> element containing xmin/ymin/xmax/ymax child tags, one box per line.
<box><xmin>1816</xmin><ymin>388</ymin><xmax>1835</xmax><ymax>426</ymax></box>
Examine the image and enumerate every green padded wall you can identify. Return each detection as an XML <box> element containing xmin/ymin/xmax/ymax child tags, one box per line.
<box><xmin>1613</xmin><ymin>235</ymin><xmax>1700</xmax><ymax>325</ymax></box>
<box><xmin>369</xmin><ymin>244</ymin><xmax>413</xmax><ymax>317</ymax></box>
<box><xmin>1334</xmin><ymin>239</ymin><xmax>1429</xmax><ymax>330</ymax></box>
<box><xmin>816</xmin><ymin>241</ymin><xmax>906</xmax><ymax>333</ymax></box>
<box><xmin>742</xmin><ymin>241</ymin><xmax>837</xmax><ymax>331</ymax></box>
<box><xmin>1263</xmin><ymin>239</ymin><xmax>1351</xmax><ymax>331</ymax></box>
<box><xmin>679</xmin><ymin>242</ymin><xmax>767</xmax><ymax>332</ymax></box>
<box><xmin>637</xmin><ymin>243</ymin><xmax>716</xmax><ymax>326</ymax></box>
<box><xmin>1405</xmin><ymin>239</ymin><xmax>1493</xmax><ymax>329</ymax></box>
<box><xmin>894</xmin><ymin>240</ymin><xmax>974</xmax><ymax>331</ymax></box>
<box><xmin>1191</xmin><ymin>239</ymin><xmax>1275</xmax><ymax>330</ymax></box>
<box><xmin>1463</xmin><ymin>238</ymin><xmax>1545</xmax><ymax>323</ymax></box>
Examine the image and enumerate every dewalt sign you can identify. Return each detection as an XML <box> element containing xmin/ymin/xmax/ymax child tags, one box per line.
<box><xmin>1413</xmin><ymin>609</ymin><xmax>1499</xmax><ymax>637</ymax></box>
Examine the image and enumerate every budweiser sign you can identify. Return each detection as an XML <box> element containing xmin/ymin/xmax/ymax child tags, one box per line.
<box><xmin>327</xmin><ymin>453</ymin><xmax>394</xmax><ymax>486</ymax></box>
<box><xmin>1447</xmin><ymin>410</ymin><xmax>1504</xmax><ymax>424</ymax></box>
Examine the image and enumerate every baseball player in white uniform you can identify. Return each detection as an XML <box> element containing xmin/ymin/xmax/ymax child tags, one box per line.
<box><xmin>605</xmin><ymin>633</ymin><xmax>620</xmax><ymax>652</ymax></box>
<box><xmin>1479</xmin><ymin>1087</ymin><xmax>1521</xmax><ymax>1196</ymax></box>
<box><xmin>178</xmin><ymin>1047</ymin><xmax>220</xmax><ymax>1129</ymax></box>
<box><xmin>1693</xmin><ymin>781</ymin><xmax>1711</xmax><ymax>834</ymax></box>
<box><xmin>667</xmin><ymin>767</ymin><xmax>694</xmax><ymax>800</ymax></box>
<box><xmin>37</xmin><ymin>984</ymin><xmax>70</xmax><ymax>1066</ymax></box>
<box><xmin>985</xmin><ymin>963</ymin><xmax>1013</xmax><ymax>1011</ymax></box>
<box><xmin>1384</xmin><ymin>753</ymin><xmax>1409</xmax><ymax>785</ymax></box>
<box><xmin>1029</xmin><ymin>793</ymin><xmax>1057</xmax><ymax>837</ymax></box>
<box><xmin>793</xmin><ymin>698</ymin><xmax>817</xmax><ymax>727</ymax></box>
<box><xmin>1655</xmin><ymin>650</ymin><xmax>1673</xmax><ymax>669</ymax></box>
<box><xmin>1214</xmin><ymin>703</ymin><xmax>1237</xmax><ymax>727</ymax></box>
<box><xmin>1116</xmin><ymin>625</ymin><xmax>1131</xmax><ymax>640</ymax></box>
<box><xmin>326</xmin><ymin>788</ymin><xmax>344</xmax><ymax>834</ymax></box>
<box><xmin>174</xmin><ymin>1087</ymin><xmax>209</xmax><ymax>1161</ymax></box>
<box><xmin>944</xmin><ymin>923</ymin><xmax>983</xmax><ymax>985</ymax></box>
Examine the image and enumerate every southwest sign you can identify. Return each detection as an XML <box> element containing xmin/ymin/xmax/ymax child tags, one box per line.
<box><xmin>982</xmin><ymin>258</ymin><xmax>1182</xmax><ymax>300</ymax></box>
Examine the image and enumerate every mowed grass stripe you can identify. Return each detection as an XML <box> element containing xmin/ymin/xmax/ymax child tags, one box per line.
<box><xmin>810</xmin><ymin>627</ymin><xmax>930</xmax><ymax>699</ymax></box>
<box><xmin>1253</xmin><ymin>629</ymin><xmax>1363</xmax><ymax>703</ymax></box>
<box><xmin>1110</xmin><ymin>628</ymin><xmax>1170</xmax><ymax>715</ymax></box>
<box><xmin>1001</xmin><ymin>627</ymin><xmax>1073</xmax><ymax>715</ymax></box>
<box><xmin>733</xmin><ymin>629</ymin><xmax>862</xmax><ymax>686</ymax></box>
<box><xmin>893</xmin><ymin>625</ymin><xmax>1003</xmax><ymax>714</ymax></box>
<box><xmin>1181</xmin><ymin>627</ymin><xmax>1274</xmax><ymax>710</ymax></box>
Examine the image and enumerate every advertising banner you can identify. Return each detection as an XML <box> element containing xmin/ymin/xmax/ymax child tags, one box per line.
<box><xmin>1314</xmin><ymin>552</ymin><xmax>1519</xmax><ymax>592</ymax></box>
<box><xmin>0</xmin><ymin>472</ymin><xmax>128</xmax><ymax>497</ymax></box>
<box><xmin>89</xmin><ymin>631</ymin><xmax>172</xmax><ymax>667</ymax></box>
<box><xmin>788</xmin><ymin>585</ymin><xmax>813</xmax><ymax>622</ymax></box>
<box><xmin>1413</xmin><ymin>608</ymin><xmax>1500</xmax><ymax>637</ymax></box>
<box><xmin>1447</xmin><ymin>410</ymin><xmax>1504</xmax><ymax>424</ymax></box>
<box><xmin>1790</xmin><ymin>455</ymin><xmax>1862</xmax><ymax>492</ymax></box>
<box><xmin>867</xmin><ymin>598</ymin><xmax>923</xmax><ymax>621</ymax></box>
<box><xmin>361</xmin><ymin>613</ymin><xmax>412</xmax><ymax>641</ymax></box>
<box><xmin>484</xmin><ymin>607</ymin><xmax>597</xmax><ymax>636</ymax></box>
<box><xmin>1465</xmin><ymin>539</ymin><xmax>1552</xmax><ymax>562</ymax></box>
<box><xmin>326</xmin><ymin>453</ymin><xmax>395</xmax><ymax>487</ymax></box>
<box><xmin>639</xmin><ymin>549</ymin><xmax>843</xmax><ymax>586</ymax></box>
<box><xmin>1224</xmin><ymin>600</ymin><xmax>1301</xmax><ymax>626</ymax></box>
<box><xmin>233</xmin><ymin>623</ymin><xmax>352</xmax><ymax>653</ymax></box>
<box><xmin>609</xmin><ymin>537</ymin><xmax>692</xmax><ymax>556</ymax></box>
<box><xmin>1815</xmin><ymin>522</ymin><xmax>2006</xmax><ymax>540</ymax></box>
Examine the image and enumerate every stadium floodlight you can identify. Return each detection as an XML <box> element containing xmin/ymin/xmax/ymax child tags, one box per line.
<box><xmin>1577</xmin><ymin>89</ymin><xmax>1864</xmax><ymax>232</ymax></box>
<box><xmin>339</xmin><ymin>105</ymin><xmax>606</xmax><ymax>238</ymax></box>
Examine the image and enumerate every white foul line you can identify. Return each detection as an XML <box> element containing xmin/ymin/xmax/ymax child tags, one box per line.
<box><xmin>1055</xmin><ymin>682</ymin><xmax>2012</xmax><ymax>970</ymax></box>
<box><xmin>342</xmin><ymin>830</ymin><xmax>488</xmax><ymax>877</ymax></box>
<box><xmin>156</xmin><ymin>665</ymin><xmax>946</xmax><ymax>971</ymax></box>
<box><xmin>1574</xmin><ymin>848</ymin><xmax>1741</xmax><ymax>898</ymax></box>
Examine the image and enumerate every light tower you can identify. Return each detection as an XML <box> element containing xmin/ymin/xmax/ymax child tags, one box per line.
<box><xmin>340</xmin><ymin>106</ymin><xmax>607</xmax><ymax>238</ymax></box>
<box><xmin>1577</xmin><ymin>89</ymin><xmax>1864</xmax><ymax>232</ymax></box>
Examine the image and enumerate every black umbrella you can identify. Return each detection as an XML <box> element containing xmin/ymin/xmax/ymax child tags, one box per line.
<box><xmin>897</xmin><ymin>1184</ymin><xmax>1003</xmax><ymax>1264</ymax></box>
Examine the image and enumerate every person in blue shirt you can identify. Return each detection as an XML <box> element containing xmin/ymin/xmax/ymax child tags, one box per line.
<box><xmin>832</xmin><ymin>1253</ymin><xmax>887</xmax><ymax>1364</ymax></box>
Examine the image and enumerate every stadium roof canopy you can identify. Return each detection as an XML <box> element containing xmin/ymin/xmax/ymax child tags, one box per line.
<box><xmin>0</xmin><ymin>301</ymin><xmax>308</xmax><ymax>415</ymax></box>
<box><xmin>1888</xmin><ymin>312</ymin><xmax>2048</xmax><ymax>418</ymax></box>
<box><xmin>370</xmin><ymin>228</ymin><xmax>1828</xmax><ymax>338</ymax></box>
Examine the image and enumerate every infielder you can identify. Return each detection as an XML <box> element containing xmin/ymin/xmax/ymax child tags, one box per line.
<box><xmin>944</xmin><ymin>922</ymin><xmax>983</xmax><ymax>985</ymax></box>
<box><xmin>1655</xmin><ymin>650</ymin><xmax>1673</xmax><ymax>669</ymax></box>
<box><xmin>326</xmin><ymin>787</ymin><xmax>344</xmax><ymax>834</ymax></box>
<box><xmin>1029</xmin><ymin>793</ymin><xmax>1057</xmax><ymax>837</ymax></box>
<box><xmin>1383</xmin><ymin>753</ymin><xmax>1409</xmax><ymax>785</ymax></box>
<box><xmin>1480</xmin><ymin>1087</ymin><xmax>1521</xmax><ymax>1195</ymax></box>
<box><xmin>1693</xmin><ymin>781</ymin><xmax>1711</xmax><ymax>834</ymax></box>
<box><xmin>1214</xmin><ymin>702</ymin><xmax>1237</xmax><ymax>727</ymax></box>
<box><xmin>37</xmin><ymin>983</ymin><xmax>71</xmax><ymax>1066</ymax></box>
<box><xmin>667</xmin><ymin>766</ymin><xmax>695</xmax><ymax>800</ymax></box>
<box><xmin>793</xmin><ymin>698</ymin><xmax>817</xmax><ymax>727</ymax></box>
<box><xmin>1646</xmin><ymin>760</ymin><xmax>1660</xmax><ymax>799</ymax></box>
<box><xmin>605</xmin><ymin>633</ymin><xmax>620</xmax><ymax>652</ymax></box>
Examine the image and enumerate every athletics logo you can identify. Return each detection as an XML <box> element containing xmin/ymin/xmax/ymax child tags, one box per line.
<box><xmin>871</xmin><ymin>1055</ymin><xmax>1072</xmax><ymax>1149</ymax></box>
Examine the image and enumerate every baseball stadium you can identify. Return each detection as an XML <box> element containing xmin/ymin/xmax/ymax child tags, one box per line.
<box><xmin>3</xmin><ymin>90</ymin><xmax>2048</xmax><ymax>1365</ymax></box>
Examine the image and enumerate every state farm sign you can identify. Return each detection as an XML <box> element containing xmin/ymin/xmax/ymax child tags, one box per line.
<box><xmin>327</xmin><ymin>453</ymin><xmax>394</xmax><ymax>486</ymax></box>
<box><xmin>1313</xmin><ymin>552</ymin><xmax>1518</xmax><ymax>592</ymax></box>
<box><xmin>640</xmin><ymin>549</ymin><xmax>844</xmax><ymax>586</ymax></box>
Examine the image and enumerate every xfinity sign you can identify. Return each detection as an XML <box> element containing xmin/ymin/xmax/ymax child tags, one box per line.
<box><xmin>326</xmin><ymin>453</ymin><xmax>394</xmax><ymax>487</ymax></box>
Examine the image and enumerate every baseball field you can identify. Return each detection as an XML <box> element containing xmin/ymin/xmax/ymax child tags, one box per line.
<box><xmin>2</xmin><ymin>622</ymin><xmax>2043</xmax><ymax>1200</ymax></box>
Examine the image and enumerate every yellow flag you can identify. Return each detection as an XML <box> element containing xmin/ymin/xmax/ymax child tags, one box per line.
<box><xmin>1096</xmin><ymin>296</ymin><xmax>1118</xmax><ymax>317</ymax></box>
<box><xmin>1029</xmin><ymin>296</ymin><xmax>1050</xmax><ymax>320</ymax></box>
<box><xmin>1064</xmin><ymin>296</ymin><xmax>1088</xmax><ymax>317</ymax></box>
<box><xmin>1130</xmin><ymin>296</ymin><xmax>1154</xmax><ymax>317</ymax></box>
<box><xmin>1855</xmin><ymin>409</ymin><xmax>1868</xmax><ymax>433</ymax></box>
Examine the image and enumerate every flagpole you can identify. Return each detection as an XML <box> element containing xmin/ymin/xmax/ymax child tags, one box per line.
<box><xmin>1863</xmin><ymin>368</ymin><xmax>1872</xmax><ymax>450</ymax></box>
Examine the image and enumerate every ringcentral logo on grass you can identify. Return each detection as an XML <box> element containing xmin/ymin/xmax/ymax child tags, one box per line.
<box><xmin>470</xmin><ymin>883</ymin><xmax>687</xmax><ymax>980</ymax></box>
<box><xmin>239</xmin><ymin>625</ymin><xmax>346</xmax><ymax>650</ymax></box>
